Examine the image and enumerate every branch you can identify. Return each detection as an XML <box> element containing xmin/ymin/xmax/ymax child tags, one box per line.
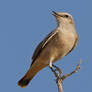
<box><xmin>50</xmin><ymin>59</ymin><xmax>82</xmax><ymax>92</ymax></box>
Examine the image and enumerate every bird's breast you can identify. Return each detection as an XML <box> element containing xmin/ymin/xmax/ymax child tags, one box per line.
<box><xmin>37</xmin><ymin>30</ymin><xmax>76</xmax><ymax>65</ymax></box>
<box><xmin>52</xmin><ymin>31</ymin><xmax>76</xmax><ymax>62</ymax></box>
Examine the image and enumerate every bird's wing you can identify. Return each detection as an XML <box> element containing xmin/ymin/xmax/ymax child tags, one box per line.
<box><xmin>31</xmin><ymin>30</ymin><xmax>58</xmax><ymax>65</ymax></box>
<box><xmin>66</xmin><ymin>35</ymin><xmax>78</xmax><ymax>56</ymax></box>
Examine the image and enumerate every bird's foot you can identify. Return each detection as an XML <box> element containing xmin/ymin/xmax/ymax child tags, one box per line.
<box><xmin>52</xmin><ymin>64</ymin><xmax>62</xmax><ymax>75</ymax></box>
<box><xmin>49</xmin><ymin>64</ymin><xmax>62</xmax><ymax>79</ymax></box>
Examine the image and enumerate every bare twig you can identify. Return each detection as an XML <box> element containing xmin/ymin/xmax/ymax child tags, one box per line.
<box><xmin>49</xmin><ymin>59</ymin><xmax>82</xmax><ymax>92</ymax></box>
<box><xmin>61</xmin><ymin>59</ymin><xmax>82</xmax><ymax>81</ymax></box>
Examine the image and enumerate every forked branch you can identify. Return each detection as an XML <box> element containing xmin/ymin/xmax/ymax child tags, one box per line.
<box><xmin>50</xmin><ymin>59</ymin><xmax>82</xmax><ymax>92</ymax></box>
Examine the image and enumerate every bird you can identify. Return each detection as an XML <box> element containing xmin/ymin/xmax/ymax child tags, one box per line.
<box><xmin>18</xmin><ymin>11</ymin><xmax>78</xmax><ymax>88</ymax></box>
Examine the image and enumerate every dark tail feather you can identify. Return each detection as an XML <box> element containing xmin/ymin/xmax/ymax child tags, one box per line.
<box><xmin>18</xmin><ymin>61</ymin><xmax>46</xmax><ymax>88</ymax></box>
<box><xmin>17</xmin><ymin>66</ymin><xmax>37</xmax><ymax>88</ymax></box>
<box><xmin>18</xmin><ymin>77</ymin><xmax>30</xmax><ymax>88</ymax></box>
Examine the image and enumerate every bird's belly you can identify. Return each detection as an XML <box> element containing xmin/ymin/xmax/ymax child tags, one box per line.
<box><xmin>39</xmin><ymin>36</ymin><xmax>75</xmax><ymax>65</ymax></box>
<box><xmin>52</xmin><ymin>41</ymin><xmax>74</xmax><ymax>62</ymax></box>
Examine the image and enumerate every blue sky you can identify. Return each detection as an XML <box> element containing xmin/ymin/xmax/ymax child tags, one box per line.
<box><xmin>0</xmin><ymin>0</ymin><xmax>92</xmax><ymax>92</ymax></box>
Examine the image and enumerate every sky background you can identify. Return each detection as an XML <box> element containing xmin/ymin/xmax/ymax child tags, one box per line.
<box><xmin>0</xmin><ymin>0</ymin><xmax>92</xmax><ymax>92</ymax></box>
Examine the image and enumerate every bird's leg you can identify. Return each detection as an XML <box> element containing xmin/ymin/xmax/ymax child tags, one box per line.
<box><xmin>49</xmin><ymin>61</ymin><xmax>57</xmax><ymax>76</ymax></box>
<box><xmin>49</xmin><ymin>65</ymin><xmax>58</xmax><ymax>78</ymax></box>
<box><xmin>49</xmin><ymin>62</ymin><xmax>62</xmax><ymax>79</ymax></box>
<box><xmin>49</xmin><ymin>61</ymin><xmax>53</xmax><ymax>68</ymax></box>
<box><xmin>52</xmin><ymin>64</ymin><xmax>62</xmax><ymax>76</ymax></box>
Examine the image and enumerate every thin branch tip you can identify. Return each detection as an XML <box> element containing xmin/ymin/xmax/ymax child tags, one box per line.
<box><xmin>75</xmin><ymin>59</ymin><xmax>82</xmax><ymax>71</ymax></box>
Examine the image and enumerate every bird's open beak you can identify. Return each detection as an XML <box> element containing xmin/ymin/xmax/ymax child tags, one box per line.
<box><xmin>52</xmin><ymin>11</ymin><xmax>62</xmax><ymax>17</ymax></box>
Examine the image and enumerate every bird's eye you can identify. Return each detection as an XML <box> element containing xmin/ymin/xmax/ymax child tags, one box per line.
<box><xmin>63</xmin><ymin>15</ymin><xmax>69</xmax><ymax>18</ymax></box>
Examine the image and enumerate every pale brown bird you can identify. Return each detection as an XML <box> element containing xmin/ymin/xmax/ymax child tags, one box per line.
<box><xmin>18</xmin><ymin>11</ymin><xmax>78</xmax><ymax>88</ymax></box>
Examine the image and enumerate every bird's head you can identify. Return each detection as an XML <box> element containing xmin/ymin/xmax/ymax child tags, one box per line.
<box><xmin>52</xmin><ymin>11</ymin><xmax>75</xmax><ymax>27</ymax></box>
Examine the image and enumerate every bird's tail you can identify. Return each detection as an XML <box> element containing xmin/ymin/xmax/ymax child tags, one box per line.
<box><xmin>17</xmin><ymin>67</ymin><xmax>36</xmax><ymax>88</ymax></box>
<box><xmin>17</xmin><ymin>62</ymin><xmax>46</xmax><ymax>88</ymax></box>
<box><xmin>17</xmin><ymin>75</ymin><xmax>31</xmax><ymax>88</ymax></box>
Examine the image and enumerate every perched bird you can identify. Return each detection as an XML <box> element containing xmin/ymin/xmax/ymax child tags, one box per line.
<box><xmin>18</xmin><ymin>11</ymin><xmax>78</xmax><ymax>88</ymax></box>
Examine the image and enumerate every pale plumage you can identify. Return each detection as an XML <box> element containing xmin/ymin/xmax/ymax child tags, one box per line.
<box><xmin>18</xmin><ymin>11</ymin><xmax>78</xmax><ymax>88</ymax></box>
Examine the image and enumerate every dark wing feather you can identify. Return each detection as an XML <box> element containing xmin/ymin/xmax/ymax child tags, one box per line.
<box><xmin>31</xmin><ymin>30</ymin><xmax>58</xmax><ymax>65</ymax></box>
